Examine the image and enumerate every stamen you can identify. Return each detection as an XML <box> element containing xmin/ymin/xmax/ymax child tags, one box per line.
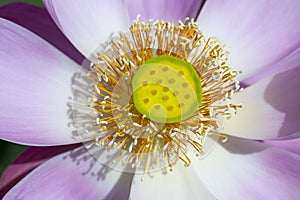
<box><xmin>80</xmin><ymin>17</ymin><xmax>242</xmax><ymax>173</ymax></box>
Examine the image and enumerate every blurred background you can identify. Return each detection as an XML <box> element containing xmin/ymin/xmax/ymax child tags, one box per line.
<box><xmin>0</xmin><ymin>0</ymin><xmax>43</xmax><ymax>176</ymax></box>
<box><xmin>0</xmin><ymin>0</ymin><xmax>43</xmax><ymax>7</ymax></box>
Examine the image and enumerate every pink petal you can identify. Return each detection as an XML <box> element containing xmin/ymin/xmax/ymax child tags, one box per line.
<box><xmin>130</xmin><ymin>164</ymin><xmax>216</xmax><ymax>200</ymax></box>
<box><xmin>197</xmin><ymin>0</ymin><xmax>300</xmax><ymax>82</ymax></box>
<box><xmin>4</xmin><ymin>146</ymin><xmax>134</xmax><ymax>200</ymax></box>
<box><xmin>192</xmin><ymin>137</ymin><xmax>300</xmax><ymax>199</ymax></box>
<box><xmin>0</xmin><ymin>144</ymin><xmax>79</xmax><ymax>198</ymax></box>
<box><xmin>0</xmin><ymin>3</ymin><xmax>84</xmax><ymax>64</ymax></box>
<box><xmin>263</xmin><ymin>138</ymin><xmax>300</xmax><ymax>155</ymax></box>
<box><xmin>223</xmin><ymin>47</ymin><xmax>300</xmax><ymax>140</ymax></box>
<box><xmin>43</xmin><ymin>0</ymin><xmax>131</xmax><ymax>58</ymax></box>
<box><xmin>125</xmin><ymin>0</ymin><xmax>204</xmax><ymax>22</ymax></box>
<box><xmin>0</xmin><ymin>18</ymin><xmax>82</xmax><ymax>145</ymax></box>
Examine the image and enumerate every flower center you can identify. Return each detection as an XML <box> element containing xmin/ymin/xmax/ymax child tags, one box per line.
<box><xmin>73</xmin><ymin>17</ymin><xmax>242</xmax><ymax>173</ymax></box>
<box><xmin>132</xmin><ymin>55</ymin><xmax>202</xmax><ymax>123</ymax></box>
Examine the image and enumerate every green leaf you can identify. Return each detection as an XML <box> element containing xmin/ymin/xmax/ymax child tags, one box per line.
<box><xmin>0</xmin><ymin>140</ymin><xmax>27</xmax><ymax>176</ymax></box>
<box><xmin>0</xmin><ymin>0</ymin><xmax>44</xmax><ymax>7</ymax></box>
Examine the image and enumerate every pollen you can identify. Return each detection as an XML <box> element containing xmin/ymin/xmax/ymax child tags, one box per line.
<box><xmin>82</xmin><ymin>17</ymin><xmax>242</xmax><ymax>173</ymax></box>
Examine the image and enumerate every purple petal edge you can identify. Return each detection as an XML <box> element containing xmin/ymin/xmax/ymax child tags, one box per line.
<box><xmin>125</xmin><ymin>0</ymin><xmax>204</xmax><ymax>22</ymax></box>
<box><xmin>0</xmin><ymin>2</ymin><xmax>84</xmax><ymax>64</ymax></box>
<box><xmin>0</xmin><ymin>144</ymin><xmax>80</xmax><ymax>198</ymax></box>
<box><xmin>263</xmin><ymin>138</ymin><xmax>300</xmax><ymax>155</ymax></box>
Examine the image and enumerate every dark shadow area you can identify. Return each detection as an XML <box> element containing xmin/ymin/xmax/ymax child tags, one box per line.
<box><xmin>264</xmin><ymin>65</ymin><xmax>300</xmax><ymax>139</ymax></box>
<box><xmin>194</xmin><ymin>0</ymin><xmax>207</xmax><ymax>21</ymax></box>
<box><xmin>68</xmin><ymin>70</ymin><xmax>94</xmax><ymax>140</ymax></box>
<box><xmin>104</xmin><ymin>165</ymin><xmax>135</xmax><ymax>200</ymax></box>
<box><xmin>220</xmin><ymin>136</ymin><xmax>268</xmax><ymax>155</ymax></box>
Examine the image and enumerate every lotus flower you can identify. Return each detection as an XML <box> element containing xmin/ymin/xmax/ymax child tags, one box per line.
<box><xmin>0</xmin><ymin>0</ymin><xmax>300</xmax><ymax>199</ymax></box>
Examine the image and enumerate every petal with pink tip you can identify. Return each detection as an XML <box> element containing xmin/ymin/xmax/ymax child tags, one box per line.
<box><xmin>263</xmin><ymin>138</ymin><xmax>300</xmax><ymax>155</ymax></box>
<box><xmin>223</xmin><ymin>48</ymin><xmax>300</xmax><ymax>140</ymax></box>
<box><xmin>0</xmin><ymin>2</ymin><xmax>84</xmax><ymax>64</ymax></box>
<box><xmin>4</xmin><ymin>146</ymin><xmax>134</xmax><ymax>200</ymax></box>
<box><xmin>0</xmin><ymin>144</ymin><xmax>79</xmax><ymax>198</ymax></box>
<box><xmin>43</xmin><ymin>0</ymin><xmax>131</xmax><ymax>58</ymax></box>
<box><xmin>192</xmin><ymin>137</ymin><xmax>300</xmax><ymax>199</ymax></box>
<box><xmin>0</xmin><ymin>18</ymin><xmax>82</xmax><ymax>145</ymax></box>
<box><xmin>125</xmin><ymin>0</ymin><xmax>204</xmax><ymax>23</ymax></box>
<box><xmin>197</xmin><ymin>0</ymin><xmax>300</xmax><ymax>82</ymax></box>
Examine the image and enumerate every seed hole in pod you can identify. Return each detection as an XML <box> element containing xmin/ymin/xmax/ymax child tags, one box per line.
<box><xmin>151</xmin><ymin>90</ymin><xmax>158</xmax><ymax>96</ymax></box>
<box><xmin>149</xmin><ymin>70</ymin><xmax>156</xmax><ymax>75</ymax></box>
<box><xmin>163</xmin><ymin>87</ymin><xmax>169</xmax><ymax>92</ymax></box>
<box><xmin>162</xmin><ymin>96</ymin><xmax>169</xmax><ymax>101</ymax></box>
<box><xmin>173</xmin><ymin>91</ymin><xmax>179</xmax><ymax>96</ymax></box>
<box><xmin>142</xmin><ymin>81</ymin><xmax>148</xmax><ymax>87</ymax></box>
<box><xmin>184</xmin><ymin>94</ymin><xmax>191</xmax><ymax>99</ymax></box>
<box><xmin>178</xmin><ymin>103</ymin><xmax>184</xmax><ymax>108</ymax></box>
<box><xmin>168</xmin><ymin>79</ymin><xmax>175</xmax><ymax>84</ymax></box>
<box><xmin>144</xmin><ymin>98</ymin><xmax>150</xmax><ymax>104</ymax></box>
<box><xmin>182</xmin><ymin>82</ymin><xmax>189</xmax><ymax>88</ymax></box>
<box><xmin>156</xmin><ymin>79</ymin><xmax>163</xmax><ymax>84</ymax></box>
<box><xmin>154</xmin><ymin>105</ymin><xmax>161</xmax><ymax>110</ymax></box>
<box><xmin>178</xmin><ymin>71</ymin><xmax>184</xmax><ymax>76</ymax></box>
<box><xmin>163</xmin><ymin>67</ymin><xmax>169</xmax><ymax>72</ymax></box>
<box><xmin>167</xmin><ymin>106</ymin><xmax>174</xmax><ymax>111</ymax></box>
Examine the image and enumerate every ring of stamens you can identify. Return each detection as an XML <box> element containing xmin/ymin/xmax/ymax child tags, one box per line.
<box><xmin>85</xmin><ymin>17</ymin><xmax>242</xmax><ymax>173</ymax></box>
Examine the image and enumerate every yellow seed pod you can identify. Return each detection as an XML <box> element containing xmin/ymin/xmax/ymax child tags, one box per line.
<box><xmin>132</xmin><ymin>55</ymin><xmax>202</xmax><ymax>123</ymax></box>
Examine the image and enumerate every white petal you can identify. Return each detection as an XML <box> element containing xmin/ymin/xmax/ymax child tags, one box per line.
<box><xmin>125</xmin><ymin>0</ymin><xmax>204</xmax><ymax>22</ymax></box>
<box><xmin>4</xmin><ymin>146</ymin><xmax>134</xmax><ymax>200</ymax></box>
<box><xmin>0</xmin><ymin>18</ymin><xmax>82</xmax><ymax>145</ymax></box>
<box><xmin>192</xmin><ymin>137</ymin><xmax>300</xmax><ymax>199</ymax></box>
<box><xmin>223</xmin><ymin>48</ymin><xmax>300</xmax><ymax>140</ymax></box>
<box><xmin>43</xmin><ymin>0</ymin><xmax>131</xmax><ymax>58</ymax></box>
<box><xmin>197</xmin><ymin>0</ymin><xmax>300</xmax><ymax>81</ymax></box>
<box><xmin>129</xmin><ymin>164</ymin><xmax>216</xmax><ymax>200</ymax></box>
